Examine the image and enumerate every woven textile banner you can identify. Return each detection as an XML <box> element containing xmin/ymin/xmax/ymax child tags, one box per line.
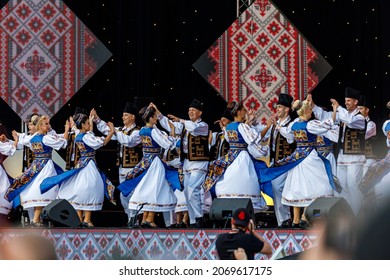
<box><xmin>0</xmin><ymin>0</ymin><xmax>112</xmax><ymax>120</ymax></box>
<box><xmin>194</xmin><ymin>0</ymin><xmax>332</xmax><ymax>123</ymax></box>
<box><xmin>0</xmin><ymin>228</ymin><xmax>319</xmax><ymax>260</ymax></box>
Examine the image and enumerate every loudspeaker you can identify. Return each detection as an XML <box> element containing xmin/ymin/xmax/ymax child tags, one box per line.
<box><xmin>41</xmin><ymin>199</ymin><xmax>81</xmax><ymax>227</ymax></box>
<box><xmin>305</xmin><ymin>197</ymin><xmax>354</xmax><ymax>222</ymax></box>
<box><xmin>209</xmin><ymin>198</ymin><xmax>255</xmax><ymax>222</ymax></box>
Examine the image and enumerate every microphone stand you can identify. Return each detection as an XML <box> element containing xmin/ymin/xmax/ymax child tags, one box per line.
<box><xmin>128</xmin><ymin>203</ymin><xmax>146</xmax><ymax>228</ymax></box>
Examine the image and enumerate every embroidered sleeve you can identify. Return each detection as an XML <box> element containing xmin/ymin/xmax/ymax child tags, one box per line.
<box><xmin>43</xmin><ymin>134</ymin><xmax>67</xmax><ymax>150</ymax></box>
<box><xmin>0</xmin><ymin>141</ymin><xmax>16</xmax><ymax>156</ymax></box>
<box><xmin>151</xmin><ymin>126</ymin><xmax>175</xmax><ymax>150</ymax></box>
<box><xmin>83</xmin><ymin>132</ymin><xmax>104</xmax><ymax>150</ymax></box>
<box><xmin>183</xmin><ymin>120</ymin><xmax>209</xmax><ymax>136</ymax></box>
<box><xmin>116</xmin><ymin>129</ymin><xmax>142</xmax><ymax>147</ymax></box>
<box><xmin>337</xmin><ymin>107</ymin><xmax>365</xmax><ymax>129</ymax></box>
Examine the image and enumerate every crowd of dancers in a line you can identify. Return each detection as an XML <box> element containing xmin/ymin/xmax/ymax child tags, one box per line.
<box><xmin>0</xmin><ymin>87</ymin><xmax>389</xmax><ymax>229</ymax></box>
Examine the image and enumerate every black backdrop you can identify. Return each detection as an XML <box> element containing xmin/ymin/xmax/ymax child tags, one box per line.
<box><xmin>1</xmin><ymin>0</ymin><xmax>390</xmax><ymax>225</ymax></box>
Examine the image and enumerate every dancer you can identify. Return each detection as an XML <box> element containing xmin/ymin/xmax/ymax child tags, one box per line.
<box><xmin>4</xmin><ymin>116</ymin><xmax>68</xmax><ymax>226</ymax></box>
<box><xmin>309</xmin><ymin>88</ymin><xmax>367</xmax><ymax>215</ymax></box>
<box><xmin>262</xmin><ymin>94</ymin><xmax>296</xmax><ymax>228</ymax></box>
<box><xmin>117</xmin><ymin>105</ymin><xmax>179</xmax><ymax>228</ymax></box>
<box><xmin>92</xmin><ymin>102</ymin><xmax>143</xmax><ymax>226</ymax></box>
<box><xmin>157</xmin><ymin>99</ymin><xmax>210</xmax><ymax>228</ymax></box>
<box><xmin>259</xmin><ymin>100</ymin><xmax>335</xmax><ymax>228</ymax></box>
<box><xmin>203</xmin><ymin>101</ymin><xmax>269</xmax><ymax>213</ymax></box>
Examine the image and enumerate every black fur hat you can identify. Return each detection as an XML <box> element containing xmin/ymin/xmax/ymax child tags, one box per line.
<box><xmin>189</xmin><ymin>99</ymin><xmax>204</xmax><ymax>111</ymax></box>
<box><xmin>277</xmin><ymin>94</ymin><xmax>293</xmax><ymax>108</ymax></box>
<box><xmin>123</xmin><ymin>102</ymin><xmax>138</xmax><ymax>115</ymax></box>
<box><xmin>345</xmin><ymin>87</ymin><xmax>361</xmax><ymax>100</ymax></box>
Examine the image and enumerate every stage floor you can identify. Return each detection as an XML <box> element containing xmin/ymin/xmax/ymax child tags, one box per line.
<box><xmin>0</xmin><ymin>227</ymin><xmax>319</xmax><ymax>260</ymax></box>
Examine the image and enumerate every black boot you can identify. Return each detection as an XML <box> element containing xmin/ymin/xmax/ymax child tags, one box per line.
<box><xmin>191</xmin><ymin>217</ymin><xmax>204</xmax><ymax>228</ymax></box>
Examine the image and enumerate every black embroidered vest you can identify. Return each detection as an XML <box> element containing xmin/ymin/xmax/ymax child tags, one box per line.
<box><xmin>116</xmin><ymin>127</ymin><xmax>143</xmax><ymax>168</ymax></box>
<box><xmin>270</xmin><ymin>122</ymin><xmax>296</xmax><ymax>162</ymax></box>
<box><xmin>209</xmin><ymin>132</ymin><xmax>230</xmax><ymax>160</ymax></box>
<box><xmin>65</xmin><ymin>132</ymin><xmax>80</xmax><ymax>170</ymax></box>
<box><xmin>180</xmin><ymin>128</ymin><xmax>210</xmax><ymax>161</ymax></box>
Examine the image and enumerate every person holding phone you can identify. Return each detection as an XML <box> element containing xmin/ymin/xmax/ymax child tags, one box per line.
<box><xmin>215</xmin><ymin>208</ymin><xmax>272</xmax><ymax>260</ymax></box>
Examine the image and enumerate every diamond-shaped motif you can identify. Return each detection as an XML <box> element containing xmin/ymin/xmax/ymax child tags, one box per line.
<box><xmin>107</xmin><ymin>237</ymin><xmax>127</xmax><ymax>260</ymax></box>
<box><xmin>172</xmin><ymin>237</ymin><xmax>193</xmax><ymax>260</ymax></box>
<box><xmin>242</xmin><ymin>54</ymin><xmax>287</xmax><ymax>96</ymax></box>
<box><xmin>0</xmin><ymin>229</ymin><xmax>320</xmax><ymax>260</ymax></box>
<box><xmin>15</xmin><ymin>3</ymin><xmax>34</xmax><ymax>22</ymax></box>
<box><xmin>14</xmin><ymin>27</ymin><xmax>33</xmax><ymax>46</ymax></box>
<box><xmin>144</xmin><ymin>236</ymin><xmax>165</xmax><ymax>260</ymax></box>
<box><xmin>38</xmin><ymin>1</ymin><xmax>59</xmax><ymax>23</ymax></box>
<box><xmin>1</xmin><ymin>15</ymin><xmax>20</xmax><ymax>35</ymax></box>
<box><xmin>11</xmin><ymin>41</ymin><xmax>60</xmax><ymax>89</ymax></box>
<box><xmin>13</xmin><ymin>84</ymin><xmax>33</xmax><ymax>106</ymax></box>
<box><xmin>56</xmin><ymin>237</ymin><xmax>74</xmax><ymax>260</ymax></box>
<box><xmin>80</xmin><ymin>238</ymin><xmax>101</xmax><ymax>260</ymax></box>
<box><xmin>0</xmin><ymin>0</ymin><xmax>112</xmax><ymax>120</ymax></box>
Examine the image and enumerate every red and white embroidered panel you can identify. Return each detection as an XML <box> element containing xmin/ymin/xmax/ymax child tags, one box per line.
<box><xmin>0</xmin><ymin>0</ymin><xmax>112</xmax><ymax>119</ymax></box>
<box><xmin>194</xmin><ymin>0</ymin><xmax>331</xmax><ymax>123</ymax></box>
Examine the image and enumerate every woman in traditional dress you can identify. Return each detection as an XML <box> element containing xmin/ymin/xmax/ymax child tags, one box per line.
<box><xmin>202</xmin><ymin>101</ymin><xmax>269</xmax><ymax>213</ymax></box>
<box><xmin>41</xmin><ymin>113</ymin><xmax>116</xmax><ymax>228</ymax></box>
<box><xmin>4</xmin><ymin>116</ymin><xmax>68</xmax><ymax>227</ymax></box>
<box><xmin>117</xmin><ymin>105</ymin><xmax>179</xmax><ymax>228</ymax></box>
<box><xmin>259</xmin><ymin>100</ymin><xmax>335</xmax><ymax>228</ymax></box>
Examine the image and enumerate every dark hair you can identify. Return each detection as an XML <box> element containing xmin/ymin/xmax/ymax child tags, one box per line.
<box><xmin>139</xmin><ymin>106</ymin><xmax>156</xmax><ymax>123</ymax></box>
<box><xmin>74</xmin><ymin>113</ymin><xmax>88</xmax><ymax>129</ymax></box>
<box><xmin>0</xmin><ymin>122</ymin><xmax>9</xmax><ymax>139</ymax></box>
<box><xmin>227</xmin><ymin>101</ymin><xmax>244</xmax><ymax>117</ymax></box>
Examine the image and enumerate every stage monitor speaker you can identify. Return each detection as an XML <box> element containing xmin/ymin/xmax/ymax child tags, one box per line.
<box><xmin>209</xmin><ymin>198</ymin><xmax>255</xmax><ymax>222</ymax></box>
<box><xmin>41</xmin><ymin>199</ymin><xmax>81</xmax><ymax>227</ymax></box>
<box><xmin>305</xmin><ymin>197</ymin><xmax>354</xmax><ymax>222</ymax></box>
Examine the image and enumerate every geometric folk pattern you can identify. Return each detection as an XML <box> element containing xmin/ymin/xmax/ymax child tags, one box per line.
<box><xmin>193</xmin><ymin>0</ymin><xmax>331</xmax><ymax>124</ymax></box>
<box><xmin>0</xmin><ymin>0</ymin><xmax>112</xmax><ymax>120</ymax></box>
<box><xmin>0</xmin><ymin>228</ymin><xmax>319</xmax><ymax>260</ymax></box>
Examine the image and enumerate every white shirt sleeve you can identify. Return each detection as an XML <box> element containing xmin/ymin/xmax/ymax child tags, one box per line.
<box><xmin>151</xmin><ymin>126</ymin><xmax>175</xmax><ymax>150</ymax></box>
<box><xmin>116</xmin><ymin>129</ymin><xmax>142</xmax><ymax>148</ymax></box>
<box><xmin>307</xmin><ymin>118</ymin><xmax>339</xmax><ymax>143</ymax></box>
<box><xmin>0</xmin><ymin>141</ymin><xmax>16</xmax><ymax>156</ymax></box>
<box><xmin>42</xmin><ymin>134</ymin><xmax>68</xmax><ymax>150</ymax></box>
<box><xmin>157</xmin><ymin>114</ymin><xmax>183</xmax><ymax>135</ymax></box>
<box><xmin>279</xmin><ymin>119</ymin><xmax>297</xmax><ymax>144</ymax></box>
<box><xmin>365</xmin><ymin>120</ymin><xmax>376</xmax><ymax>140</ymax></box>
<box><xmin>312</xmin><ymin>105</ymin><xmax>334</xmax><ymax>121</ymax></box>
<box><xmin>238</xmin><ymin>123</ymin><xmax>269</xmax><ymax>158</ymax></box>
<box><xmin>18</xmin><ymin>133</ymin><xmax>35</xmax><ymax>148</ymax></box>
<box><xmin>95</xmin><ymin>119</ymin><xmax>120</xmax><ymax>141</ymax></box>
<box><xmin>337</xmin><ymin>107</ymin><xmax>366</xmax><ymax>129</ymax></box>
<box><xmin>82</xmin><ymin>132</ymin><xmax>104</xmax><ymax>150</ymax></box>
<box><xmin>183</xmin><ymin>120</ymin><xmax>209</xmax><ymax>137</ymax></box>
<box><xmin>210</xmin><ymin>132</ymin><xmax>218</xmax><ymax>147</ymax></box>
